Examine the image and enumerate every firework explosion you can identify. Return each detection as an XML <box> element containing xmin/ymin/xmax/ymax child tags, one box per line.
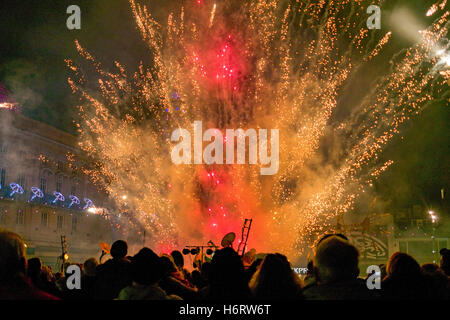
<box><xmin>67</xmin><ymin>0</ymin><xmax>449</xmax><ymax>258</ymax></box>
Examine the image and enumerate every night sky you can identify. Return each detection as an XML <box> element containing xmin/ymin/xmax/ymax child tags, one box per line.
<box><xmin>0</xmin><ymin>0</ymin><xmax>448</xmax><ymax>214</ymax></box>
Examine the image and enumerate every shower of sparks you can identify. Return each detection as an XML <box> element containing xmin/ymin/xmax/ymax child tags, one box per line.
<box><xmin>427</xmin><ymin>0</ymin><xmax>447</xmax><ymax>16</ymax></box>
<box><xmin>67</xmin><ymin>0</ymin><xmax>449</xmax><ymax>257</ymax></box>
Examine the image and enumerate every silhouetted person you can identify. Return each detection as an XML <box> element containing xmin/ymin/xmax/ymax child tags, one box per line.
<box><xmin>171</xmin><ymin>250</ymin><xmax>183</xmax><ymax>268</ymax></box>
<box><xmin>304</xmin><ymin>232</ymin><xmax>350</xmax><ymax>291</ymax></box>
<box><xmin>37</xmin><ymin>262</ymin><xmax>60</xmax><ymax>297</ymax></box>
<box><xmin>249</xmin><ymin>253</ymin><xmax>303</xmax><ymax>300</ymax></box>
<box><xmin>440</xmin><ymin>248</ymin><xmax>450</xmax><ymax>276</ymax></box>
<box><xmin>195</xmin><ymin>261</ymin><xmax>212</xmax><ymax>296</ymax></box>
<box><xmin>118</xmin><ymin>248</ymin><xmax>180</xmax><ymax>300</ymax></box>
<box><xmin>191</xmin><ymin>269</ymin><xmax>207</xmax><ymax>290</ymax></box>
<box><xmin>302</xmin><ymin>235</ymin><xmax>374</xmax><ymax>300</ymax></box>
<box><xmin>200</xmin><ymin>261</ymin><xmax>211</xmax><ymax>280</ymax></box>
<box><xmin>202</xmin><ymin>247</ymin><xmax>251</xmax><ymax>300</ymax></box>
<box><xmin>0</xmin><ymin>229</ymin><xmax>59</xmax><ymax>300</ymax></box>
<box><xmin>173</xmin><ymin>250</ymin><xmax>192</xmax><ymax>285</ymax></box>
<box><xmin>93</xmin><ymin>240</ymin><xmax>131</xmax><ymax>299</ymax></box>
<box><xmin>421</xmin><ymin>263</ymin><xmax>449</xmax><ymax>299</ymax></box>
<box><xmin>159</xmin><ymin>255</ymin><xmax>198</xmax><ymax>300</ymax></box>
<box><xmin>27</xmin><ymin>258</ymin><xmax>45</xmax><ymax>291</ymax></box>
<box><xmin>80</xmin><ymin>257</ymin><xmax>98</xmax><ymax>299</ymax></box>
<box><xmin>381</xmin><ymin>252</ymin><xmax>430</xmax><ymax>300</ymax></box>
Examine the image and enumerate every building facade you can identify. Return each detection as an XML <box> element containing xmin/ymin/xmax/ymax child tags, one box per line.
<box><xmin>0</xmin><ymin>108</ymin><xmax>114</xmax><ymax>270</ymax></box>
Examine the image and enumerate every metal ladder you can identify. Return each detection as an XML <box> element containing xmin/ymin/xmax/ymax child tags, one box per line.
<box><xmin>237</xmin><ymin>219</ymin><xmax>252</xmax><ymax>257</ymax></box>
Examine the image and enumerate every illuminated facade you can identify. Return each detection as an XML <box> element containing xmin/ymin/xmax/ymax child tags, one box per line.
<box><xmin>0</xmin><ymin>108</ymin><xmax>114</xmax><ymax>269</ymax></box>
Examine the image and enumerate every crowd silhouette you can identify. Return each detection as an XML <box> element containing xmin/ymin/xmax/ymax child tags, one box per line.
<box><xmin>0</xmin><ymin>228</ymin><xmax>449</xmax><ymax>300</ymax></box>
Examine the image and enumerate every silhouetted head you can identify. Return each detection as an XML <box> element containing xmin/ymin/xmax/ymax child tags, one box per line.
<box><xmin>160</xmin><ymin>254</ymin><xmax>177</xmax><ymax>276</ymax></box>
<box><xmin>191</xmin><ymin>269</ymin><xmax>202</xmax><ymax>284</ymax></box>
<box><xmin>83</xmin><ymin>257</ymin><xmax>98</xmax><ymax>276</ymax></box>
<box><xmin>421</xmin><ymin>263</ymin><xmax>440</xmax><ymax>274</ymax></box>
<box><xmin>314</xmin><ymin>235</ymin><xmax>359</xmax><ymax>284</ymax></box>
<box><xmin>209</xmin><ymin>247</ymin><xmax>249</xmax><ymax>299</ymax></box>
<box><xmin>250</xmin><ymin>253</ymin><xmax>301</xmax><ymax>299</ymax></box>
<box><xmin>110</xmin><ymin>240</ymin><xmax>128</xmax><ymax>259</ymax></box>
<box><xmin>316</xmin><ymin>233</ymin><xmax>348</xmax><ymax>246</ymax></box>
<box><xmin>386</xmin><ymin>252</ymin><xmax>421</xmax><ymax>279</ymax></box>
<box><xmin>40</xmin><ymin>265</ymin><xmax>53</xmax><ymax>282</ymax></box>
<box><xmin>130</xmin><ymin>247</ymin><xmax>162</xmax><ymax>285</ymax></box>
<box><xmin>27</xmin><ymin>257</ymin><xmax>42</xmax><ymax>279</ymax></box>
<box><xmin>171</xmin><ymin>250</ymin><xmax>184</xmax><ymax>269</ymax></box>
<box><xmin>0</xmin><ymin>229</ymin><xmax>27</xmax><ymax>282</ymax></box>
<box><xmin>210</xmin><ymin>248</ymin><xmax>244</xmax><ymax>281</ymax></box>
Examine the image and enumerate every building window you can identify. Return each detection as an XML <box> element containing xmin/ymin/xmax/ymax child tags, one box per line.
<box><xmin>40</xmin><ymin>177</ymin><xmax>47</xmax><ymax>194</ymax></box>
<box><xmin>41</xmin><ymin>212</ymin><xmax>48</xmax><ymax>227</ymax></box>
<box><xmin>40</xmin><ymin>169</ymin><xmax>54</xmax><ymax>194</ymax></box>
<box><xmin>72</xmin><ymin>216</ymin><xmax>77</xmax><ymax>232</ymax></box>
<box><xmin>18</xmin><ymin>174</ymin><xmax>26</xmax><ymax>189</ymax></box>
<box><xmin>56</xmin><ymin>175</ymin><xmax>63</xmax><ymax>193</ymax></box>
<box><xmin>0</xmin><ymin>144</ymin><xmax>7</xmax><ymax>153</ymax></box>
<box><xmin>0</xmin><ymin>168</ymin><xmax>5</xmax><ymax>187</ymax></box>
<box><xmin>16</xmin><ymin>210</ymin><xmax>24</xmax><ymax>225</ymax></box>
<box><xmin>57</xmin><ymin>215</ymin><xmax>63</xmax><ymax>230</ymax></box>
<box><xmin>71</xmin><ymin>184</ymin><xmax>76</xmax><ymax>195</ymax></box>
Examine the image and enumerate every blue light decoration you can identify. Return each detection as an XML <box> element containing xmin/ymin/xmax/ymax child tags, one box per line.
<box><xmin>30</xmin><ymin>187</ymin><xmax>44</xmax><ymax>201</ymax></box>
<box><xmin>0</xmin><ymin>183</ymin><xmax>96</xmax><ymax>213</ymax></box>
<box><xmin>68</xmin><ymin>195</ymin><xmax>80</xmax><ymax>208</ymax></box>
<box><xmin>9</xmin><ymin>183</ymin><xmax>24</xmax><ymax>197</ymax></box>
<box><xmin>52</xmin><ymin>191</ymin><xmax>65</xmax><ymax>204</ymax></box>
<box><xmin>83</xmin><ymin>198</ymin><xmax>94</xmax><ymax>210</ymax></box>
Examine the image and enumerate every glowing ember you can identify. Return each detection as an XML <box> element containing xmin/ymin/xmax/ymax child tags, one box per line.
<box><xmin>0</xmin><ymin>102</ymin><xmax>18</xmax><ymax>111</ymax></box>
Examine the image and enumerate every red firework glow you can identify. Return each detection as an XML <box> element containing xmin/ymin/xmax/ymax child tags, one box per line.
<box><xmin>191</xmin><ymin>35</ymin><xmax>244</xmax><ymax>92</ymax></box>
<box><xmin>177</xmin><ymin>164</ymin><xmax>267</xmax><ymax>253</ymax></box>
